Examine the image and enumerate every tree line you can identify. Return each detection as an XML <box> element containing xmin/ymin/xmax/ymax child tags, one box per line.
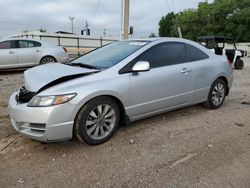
<box><xmin>158</xmin><ymin>0</ymin><xmax>250</xmax><ymax>42</ymax></box>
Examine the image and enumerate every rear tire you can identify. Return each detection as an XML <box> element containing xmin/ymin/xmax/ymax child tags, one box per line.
<box><xmin>203</xmin><ymin>79</ymin><xmax>226</xmax><ymax>109</ymax></box>
<box><xmin>74</xmin><ymin>97</ymin><xmax>120</xmax><ymax>145</ymax></box>
<box><xmin>234</xmin><ymin>59</ymin><xmax>244</xmax><ymax>70</ymax></box>
<box><xmin>40</xmin><ymin>56</ymin><xmax>56</xmax><ymax>64</ymax></box>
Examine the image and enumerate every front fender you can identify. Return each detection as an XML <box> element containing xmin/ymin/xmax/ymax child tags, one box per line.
<box><xmin>69</xmin><ymin>90</ymin><xmax>127</xmax><ymax>124</ymax></box>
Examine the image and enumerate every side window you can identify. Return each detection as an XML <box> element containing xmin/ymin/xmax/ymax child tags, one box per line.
<box><xmin>19</xmin><ymin>41</ymin><xmax>30</xmax><ymax>48</ymax></box>
<box><xmin>0</xmin><ymin>41</ymin><xmax>16</xmax><ymax>49</ymax></box>
<box><xmin>33</xmin><ymin>41</ymin><xmax>41</xmax><ymax>47</ymax></box>
<box><xmin>138</xmin><ymin>42</ymin><xmax>187</xmax><ymax>68</ymax></box>
<box><xmin>186</xmin><ymin>44</ymin><xmax>209</xmax><ymax>61</ymax></box>
<box><xmin>18</xmin><ymin>40</ymin><xmax>41</xmax><ymax>48</ymax></box>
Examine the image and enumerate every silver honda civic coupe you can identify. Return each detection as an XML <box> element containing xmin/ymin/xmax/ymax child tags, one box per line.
<box><xmin>8</xmin><ymin>38</ymin><xmax>233</xmax><ymax>145</ymax></box>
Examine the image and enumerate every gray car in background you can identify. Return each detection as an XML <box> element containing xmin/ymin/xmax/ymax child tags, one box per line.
<box><xmin>0</xmin><ymin>38</ymin><xmax>69</xmax><ymax>70</ymax></box>
<box><xmin>8</xmin><ymin>38</ymin><xmax>233</xmax><ymax>145</ymax></box>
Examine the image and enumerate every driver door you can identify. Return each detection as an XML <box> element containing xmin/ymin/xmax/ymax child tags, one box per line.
<box><xmin>128</xmin><ymin>42</ymin><xmax>194</xmax><ymax>119</ymax></box>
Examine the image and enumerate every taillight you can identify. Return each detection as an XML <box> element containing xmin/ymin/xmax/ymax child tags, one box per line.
<box><xmin>62</xmin><ymin>47</ymin><xmax>67</xmax><ymax>53</ymax></box>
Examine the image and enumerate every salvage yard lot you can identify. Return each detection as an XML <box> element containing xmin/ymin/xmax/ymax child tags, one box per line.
<box><xmin>0</xmin><ymin>59</ymin><xmax>250</xmax><ymax>187</ymax></box>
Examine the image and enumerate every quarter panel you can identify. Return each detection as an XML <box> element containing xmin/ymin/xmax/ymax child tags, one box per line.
<box><xmin>190</xmin><ymin>55</ymin><xmax>233</xmax><ymax>104</ymax></box>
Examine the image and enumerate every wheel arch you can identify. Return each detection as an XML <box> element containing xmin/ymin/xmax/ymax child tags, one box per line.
<box><xmin>216</xmin><ymin>76</ymin><xmax>229</xmax><ymax>96</ymax></box>
<box><xmin>39</xmin><ymin>55</ymin><xmax>57</xmax><ymax>64</ymax></box>
<box><xmin>73</xmin><ymin>94</ymin><xmax>129</xmax><ymax>129</ymax></box>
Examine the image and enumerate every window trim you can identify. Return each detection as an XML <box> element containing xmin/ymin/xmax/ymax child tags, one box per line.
<box><xmin>185</xmin><ymin>43</ymin><xmax>209</xmax><ymax>62</ymax></box>
<box><xmin>119</xmin><ymin>41</ymin><xmax>189</xmax><ymax>74</ymax></box>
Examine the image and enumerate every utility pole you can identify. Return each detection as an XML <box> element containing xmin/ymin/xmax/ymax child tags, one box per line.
<box><xmin>177</xmin><ymin>27</ymin><xmax>183</xmax><ymax>38</ymax></box>
<box><xmin>81</xmin><ymin>20</ymin><xmax>90</xmax><ymax>36</ymax></box>
<box><xmin>85</xmin><ymin>20</ymin><xmax>90</xmax><ymax>35</ymax></box>
<box><xmin>121</xmin><ymin>0</ymin><xmax>130</xmax><ymax>40</ymax></box>
<box><xmin>103</xmin><ymin>29</ymin><xmax>106</xmax><ymax>37</ymax></box>
<box><xmin>69</xmin><ymin>17</ymin><xmax>75</xmax><ymax>33</ymax></box>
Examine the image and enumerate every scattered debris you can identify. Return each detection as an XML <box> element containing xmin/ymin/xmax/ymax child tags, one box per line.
<box><xmin>241</xmin><ymin>101</ymin><xmax>250</xmax><ymax>105</ymax></box>
<box><xmin>170</xmin><ymin>134</ymin><xmax>175</xmax><ymax>138</ymax></box>
<box><xmin>235</xmin><ymin>123</ymin><xmax>244</xmax><ymax>127</ymax></box>
<box><xmin>0</xmin><ymin>138</ymin><xmax>15</xmax><ymax>152</ymax></box>
<box><xmin>129</xmin><ymin>139</ymin><xmax>135</xmax><ymax>144</ymax></box>
<box><xmin>18</xmin><ymin>178</ymin><xmax>24</xmax><ymax>183</ymax></box>
<box><xmin>62</xmin><ymin>154</ymin><xmax>67</xmax><ymax>158</ymax></box>
<box><xmin>170</xmin><ymin>152</ymin><xmax>198</xmax><ymax>168</ymax></box>
<box><xmin>208</xmin><ymin>144</ymin><xmax>213</xmax><ymax>148</ymax></box>
<box><xmin>169</xmin><ymin>146</ymin><xmax>211</xmax><ymax>169</ymax></box>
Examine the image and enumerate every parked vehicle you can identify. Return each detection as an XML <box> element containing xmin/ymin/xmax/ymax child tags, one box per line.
<box><xmin>197</xmin><ymin>36</ymin><xmax>246</xmax><ymax>70</ymax></box>
<box><xmin>8</xmin><ymin>38</ymin><xmax>233</xmax><ymax>145</ymax></box>
<box><xmin>0</xmin><ymin>38</ymin><xmax>69</xmax><ymax>70</ymax></box>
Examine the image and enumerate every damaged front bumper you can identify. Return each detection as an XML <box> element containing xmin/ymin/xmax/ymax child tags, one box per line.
<box><xmin>8</xmin><ymin>90</ymin><xmax>75</xmax><ymax>142</ymax></box>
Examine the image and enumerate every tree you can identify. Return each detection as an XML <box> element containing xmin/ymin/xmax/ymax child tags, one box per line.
<box><xmin>159</xmin><ymin>12</ymin><xmax>176</xmax><ymax>37</ymax></box>
<box><xmin>158</xmin><ymin>0</ymin><xmax>250</xmax><ymax>42</ymax></box>
<box><xmin>149</xmin><ymin>33</ymin><xmax>157</xmax><ymax>38</ymax></box>
<box><xmin>38</xmin><ymin>28</ymin><xmax>47</xmax><ymax>33</ymax></box>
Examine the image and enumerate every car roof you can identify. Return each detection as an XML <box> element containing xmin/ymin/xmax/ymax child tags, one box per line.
<box><xmin>124</xmin><ymin>37</ymin><xmax>197</xmax><ymax>43</ymax></box>
<box><xmin>0</xmin><ymin>38</ymin><xmax>43</xmax><ymax>42</ymax></box>
<box><xmin>0</xmin><ymin>38</ymin><xmax>58</xmax><ymax>47</ymax></box>
<box><xmin>197</xmin><ymin>36</ymin><xmax>235</xmax><ymax>41</ymax></box>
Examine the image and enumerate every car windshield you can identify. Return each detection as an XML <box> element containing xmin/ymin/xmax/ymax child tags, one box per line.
<box><xmin>70</xmin><ymin>41</ymin><xmax>149</xmax><ymax>69</ymax></box>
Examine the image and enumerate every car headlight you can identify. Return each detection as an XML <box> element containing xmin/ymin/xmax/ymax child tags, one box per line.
<box><xmin>28</xmin><ymin>93</ymin><xmax>76</xmax><ymax>107</ymax></box>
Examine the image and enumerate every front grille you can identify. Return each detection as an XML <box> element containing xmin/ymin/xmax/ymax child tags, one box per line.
<box><xmin>16</xmin><ymin>87</ymin><xmax>35</xmax><ymax>104</ymax></box>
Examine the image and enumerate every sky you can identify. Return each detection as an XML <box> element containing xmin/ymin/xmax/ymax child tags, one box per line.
<box><xmin>0</xmin><ymin>0</ymin><xmax>214</xmax><ymax>39</ymax></box>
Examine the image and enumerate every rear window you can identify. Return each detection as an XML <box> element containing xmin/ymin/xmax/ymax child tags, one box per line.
<box><xmin>186</xmin><ymin>44</ymin><xmax>209</xmax><ymax>61</ymax></box>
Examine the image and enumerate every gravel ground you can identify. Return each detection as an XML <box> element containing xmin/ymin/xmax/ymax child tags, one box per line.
<box><xmin>0</xmin><ymin>59</ymin><xmax>250</xmax><ymax>188</ymax></box>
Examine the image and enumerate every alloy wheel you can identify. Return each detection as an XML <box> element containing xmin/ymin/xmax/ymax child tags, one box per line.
<box><xmin>41</xmin><ymin>57</ymin><xmax>55</xmax><ymax>64</ymax></box>
<box><xmin>86</xmin><ymin>104</ymin><xmax>116</xmax><ymax>140</ymax></box>
<box><xmin>212</xmin><ymin>82</ymin><xmax>225</xmax><ymax>106</ymax></box>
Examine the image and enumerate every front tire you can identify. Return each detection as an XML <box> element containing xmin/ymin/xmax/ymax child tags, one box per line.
<box><xmin>74</xmin><ymin>97</ymin><xmax>120</xmax><ymax>145</ymax></box>
<box><xmin>204</xmin><ymin>79</ymin><xmax>226</xmax><ymax>109</ymax></box>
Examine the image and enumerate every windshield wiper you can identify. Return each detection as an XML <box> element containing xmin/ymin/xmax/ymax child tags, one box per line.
<box><xmin>70</xmin><ymin>62</ymin><xmax>100</xmax><ymax>70</ymax></box>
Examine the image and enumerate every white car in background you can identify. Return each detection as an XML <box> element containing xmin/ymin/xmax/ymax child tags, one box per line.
<box><xmin>0</xmin><ymin>38</ymin><xmax>69</xmax><ymax>70</ymax></box>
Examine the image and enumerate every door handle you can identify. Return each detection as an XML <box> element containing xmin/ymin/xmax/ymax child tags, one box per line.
<box><xmin>36</xmin><ymin>49</ymin><xmax>42</xmax><ymax>52</ymax></box>
<box><xmin>181</xmin><ymin>68</ymin><xmax>192</xmax><ymax>73</ymax></box>
<box><xmin>9</xmin><ymin>51</ymin><xmax>15</xmax><ymax>54</ymax></box>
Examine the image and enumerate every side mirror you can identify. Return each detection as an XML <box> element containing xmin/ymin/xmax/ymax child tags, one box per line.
<box><xmin>132</xmin><ymin>61</ymin><xmax>150</xmax><ymax>72</ymax></box>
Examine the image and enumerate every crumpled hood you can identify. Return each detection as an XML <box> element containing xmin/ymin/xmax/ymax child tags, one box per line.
<box><xmin>24</xmin><ymin>63</ymin><xmax>98</xmax><ymax>92</ymax></box>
